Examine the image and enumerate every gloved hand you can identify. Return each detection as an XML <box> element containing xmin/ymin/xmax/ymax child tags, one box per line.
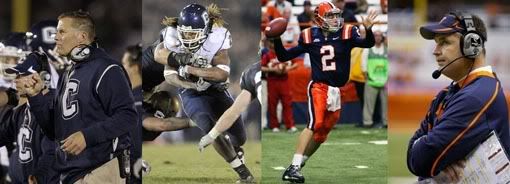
<box><xmin>178</xmin><ymin>65</ymin><xmax>189</xmax><ymax>79</ymax></box>
<box><xmin>198</xmin><ymin>134</ymin><xmax>215</xmax><ymax>152</ymax></box>
<box><xmin>133</xmin><ymin>158</ymin><xmax>151</xmax><ymax>179</ymax></box>
<box><xmin>195</xmin><ymin>78</ymin><xmax>211</xmax><ymax>92</ymax></box>
<box><xmin>198</xmin><ymin>128</ymin><xmax>220</xmax><ymax>152</ymax></box>
<box><xmin>170</xmin><ymin>52</ymin><xmax>194</xmax><ymax>66</ymax></box>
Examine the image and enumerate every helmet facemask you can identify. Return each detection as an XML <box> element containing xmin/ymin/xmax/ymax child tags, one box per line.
<box><xmin>0</xmin><ymin>46</ymin><xmax>25</xmax><ymax>82</ymax></box>
<box><xmin>177</xmin><ymin>25</ymin><xmax>208</xmax><ymax>52</ymax></box>
<box><xmin>318</xmin><ymin>9</ymin><xmax>343</xmax><ymax>32</ymax></box>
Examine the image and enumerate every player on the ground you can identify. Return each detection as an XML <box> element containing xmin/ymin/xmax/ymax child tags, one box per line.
<box><xmin>153</xmin><ymin>3</ymin><xmax>254</xmax><ymax>183</ymax></box>
<box><xmin>198</xmin><ymin>61</ymin><xmax>261</xmax><ymax>151</ymax></box>
<box><xmin>266</xmin><ymin>2</ymin><xmax>378</xmax><ymax>183</ymax></box>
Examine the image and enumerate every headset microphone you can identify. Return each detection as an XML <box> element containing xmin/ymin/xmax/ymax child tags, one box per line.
<box><xmin>432</xmin><ymin>54</ymin><xmax>475</xmax><ymax>79</ymax></box>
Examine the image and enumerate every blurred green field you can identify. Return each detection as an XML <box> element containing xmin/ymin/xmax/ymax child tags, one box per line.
<box><xmin>262</xmin><ymin>124</ymin><xmax>387</xmax><ymax>184</ymax></box>
<box><xmin>143</xmin><ymin>142</ymin><xmax>261</xmax><ymax>184</ymax></box>
<box><xmin>388</xmin><ymin>127</ymin><xmax>418</xmax><ymax>183</ymax></box>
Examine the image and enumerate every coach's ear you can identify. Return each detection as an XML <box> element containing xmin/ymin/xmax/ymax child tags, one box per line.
<box><xmin>75</xmin><ymin>30</ymin><xmax>90</xmax><ymax>45</ymax></box>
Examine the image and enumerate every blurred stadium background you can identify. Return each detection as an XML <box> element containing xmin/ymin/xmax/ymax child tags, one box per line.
<box><xmin>141</xmin><ymin>0</ymin><xmax>262</xmax><ymax>183</ymax></box>
<box><xmin>388</xmin><ymin>0</ymin><xmax>510</xmax><ymax>183</ymax></box>
<box><xmin>0</xmin><ymin>0</ymin><xmax>142</xmax><ymax>59</ymax></box>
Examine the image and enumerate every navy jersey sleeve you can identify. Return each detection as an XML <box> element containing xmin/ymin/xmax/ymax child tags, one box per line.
<box><xmin>407</xmin><ymin>83</ymin><xmax>500</xmax><ymax>177</ymax></box>
<box><xmin>142</xmin><ymin>44</ymin><xmax>165</xmax><ymax>92</ymax></box>
<box><xmin>240</xmin><ymin>62</ymin><xmax>261</xmax><ymax>100</ymax></box>
<box><xmin>81</xmin><ymin>65</ymin><xmax>138</xmax><ymax>147</ymax></box>
<box><xmin>351</xmin><ymin>26</ymin><xmax>375</xmax><ymax>48</ymax></box>
<box><xmin>272</xmin><ymin>30</ymin><xmax>307</xmax><ymax>62</ymax></box>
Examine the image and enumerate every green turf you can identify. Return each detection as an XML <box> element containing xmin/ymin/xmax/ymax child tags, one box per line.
<box><xmin>261</xmin><ymin>124</ymin><xmax>387</xmax><ymax>184</ymax></box>
<box><xmin>388</xmin><ymin>133</ymin><xmax>414</xmax><ymax>177</ymax></box>
<box><xmin>143</xmin><ymin>142</ymin><xmax>261</xmax><ymax>184</ymax></box>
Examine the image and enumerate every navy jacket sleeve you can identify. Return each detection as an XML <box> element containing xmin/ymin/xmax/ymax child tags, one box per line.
<box><xmin>0</xmin><ymin>107</ymin><xmax>15</xmax><ymax>146</ymax></box>
<box><xmin>352</xmin><ymin>26</ymin><xmax>375</xmax><ymax>48</ymax></box>
<box><xmin>81</xmin><ymin>65</ymin><xmax>137</xmax><ymax>147</ymax></box>
<box><xmin>28</xmin><ymin>91</ymin><xmax>56</xmax><ymax>139</ymax></box>
<box><xmin>407</xmin><ymin>88</ymin><xmax>497</xmax><ymax>177</ymax></box>
<box><xmin>272</xmin><ymin>37</ymin><xmax>306</xmax><ymax>62</ymax></box>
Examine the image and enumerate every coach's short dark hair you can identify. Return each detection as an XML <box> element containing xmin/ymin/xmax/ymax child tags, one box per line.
<box><xmin>58</xmin><ymin>10</ymin><xmax>96</xmax><ymax>41</ymax></box>
<box><xmin>471</xmin><ymin>14</ymin><xmax>487</xmax><ymax>42</ymax></box>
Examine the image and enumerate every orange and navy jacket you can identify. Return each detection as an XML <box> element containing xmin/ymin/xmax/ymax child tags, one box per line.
<box><xmin>272</xmin><ymin>25</ymin><xmax>375</xmax><ymax>87</ymax></box>
<box><xmin>407</xmin><ymin>69</ymin><xmax>510</xmax><ymax>178</ymax></box>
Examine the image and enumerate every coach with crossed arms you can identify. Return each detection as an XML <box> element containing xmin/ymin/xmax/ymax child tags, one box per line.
<box><xmin>16</xmin><ymin>10</ymin><xmax>137</xmax><ymax>183</ymax></box>
<box><xmin>407</xmin><ymin>12</ymin><xmax>510</xmax><ymax>182</ymax></box>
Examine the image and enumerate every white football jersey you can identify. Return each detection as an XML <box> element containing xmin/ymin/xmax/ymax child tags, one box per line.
<box><xmin>162</xmin><ymin>26</ymin><xmax>232</xmax><ymax>66</ymax></box>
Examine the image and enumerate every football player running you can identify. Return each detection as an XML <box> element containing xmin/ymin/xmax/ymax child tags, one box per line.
<box><xmin>153</xmin><ymin>3</ymin><xmax>254</xmax><ymax>183</ymax></box>
<box><xmin>266</xmin><ymin>2</ymin><xmax>378</xmax><ymax>183</ymax></box>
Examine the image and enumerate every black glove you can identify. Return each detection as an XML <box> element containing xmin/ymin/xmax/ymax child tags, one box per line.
<box><xmin>167</xmin><ymin>52</ymin><xmax>194</xmax><ymax>68</ymax></box>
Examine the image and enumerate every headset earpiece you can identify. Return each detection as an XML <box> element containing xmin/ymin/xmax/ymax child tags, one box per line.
<box><xmin>451</xmin><ymin>12</ymin><xmax>484</xmax><ymax>59</ymax></box>
<box><xmin>70</xmin><ymin>44</ymin><xmax>92</xmax><ymax>62</ymax></box>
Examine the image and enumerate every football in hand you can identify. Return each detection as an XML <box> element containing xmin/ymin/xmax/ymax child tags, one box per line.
<box><xmin>264</xmin><ymin>17</ymin><xmax>288</xmax><ymax>38</ymax></box>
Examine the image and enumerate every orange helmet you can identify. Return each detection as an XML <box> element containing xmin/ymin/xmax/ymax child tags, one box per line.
<box><xmin>314</xmin><ymin>2</ymin><xmax>343</xmax><ymax>32</ymax></box>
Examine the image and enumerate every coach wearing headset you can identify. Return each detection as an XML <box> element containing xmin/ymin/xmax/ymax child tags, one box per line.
<box><xmin>406</xmin><ymin>12</ymin><xmax>510</xmax><ymax>182</ymax></box>
<box><xmin>16</xmin><ymin>10</ymin><xmax>137</xmax><ymax>183</ymax></box>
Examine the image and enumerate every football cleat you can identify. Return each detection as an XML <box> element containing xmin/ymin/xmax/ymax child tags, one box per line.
<box><xmin>282</xmin><ymin>165</ymin><xmax>305</xmax><ymax>183</ymax></box>
<box><xmin>233</xmin><ymin>164</ymin><xmax>254</xmax><ymax>183</ymax></box>
<box><xmin>235</xmin><ymin>175</ymin><xmax>255</xmax><ymax>184</ymax></box>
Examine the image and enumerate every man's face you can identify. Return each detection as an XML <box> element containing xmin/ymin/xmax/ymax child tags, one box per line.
<box><xmin>433</xmin><ymin>33</ymin><xmax>469</xmax><ymax>79</ymax></box>
<box><xmin>55</xmin><ymin>18</ymin><xmax>81</xmax><ymax>56</ymax></box>
<box><xmin>374</xmin><ymin>31</ymin><xmax>383</xmax><ymax>44</ymax></box>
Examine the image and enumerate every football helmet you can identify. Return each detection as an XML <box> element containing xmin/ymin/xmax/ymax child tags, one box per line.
<box><xmin>314</xmin><ymin>2</ymin><xmax>343</xmax><ymax>32</ymax></box>
<box><xmin>0</xmin><ymin>33</ymin><xmax>30</xmax><ymax>82</ymax></box>
<box><xmin>26</xmin><ymin>20</ymin><xmax>57</xmax><ymax>53</ymax></box>
<box><xmin>177</xmin><ymin>3</ymin><xmax>211</xmax><ymax>52</ymax></box>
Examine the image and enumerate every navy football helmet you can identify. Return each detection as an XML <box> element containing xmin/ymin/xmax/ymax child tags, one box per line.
<box><xmin>27</xmin><ymin>20</ymin><xmax>57</xmax><ymax>53</ymax></box>
<box><xmin>177</xmin><ymin>3</ymin><xmax>211</xmax><ymax>52</ymax></box>
<box><xmin>0</xmin><ymin>33</ymin><xmax>30</xmax><ymax>84</ymax></box>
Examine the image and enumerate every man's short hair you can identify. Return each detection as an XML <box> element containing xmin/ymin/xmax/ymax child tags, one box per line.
<box><xmin>58</xmin><ymin>10</ymin><xmax>96</xmax><ymax>41</ymax></box>
<box><xmin>470</xmin><ymin>14</ymin><xmax>487</xmax><ymax>42</ymax></box>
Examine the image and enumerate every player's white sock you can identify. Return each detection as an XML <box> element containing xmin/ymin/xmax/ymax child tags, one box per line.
<box><xmin>302</xmin><ymin>155</ymin><xmax>309</xmax><ymax>165</ymax></box>
<box><xmin>230</xmin><ymin>158</ymin><xmax>243</xmax><ymax>168</ymax></box>
<box><xmin>291</xmin><ymin>154</ymin><xmax>303</xmax><ymax>166</ymax></box>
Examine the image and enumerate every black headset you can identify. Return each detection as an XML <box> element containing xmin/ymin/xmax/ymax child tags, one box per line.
<box><xmin>69</xmin><ymin>40</ymin><xmax>99</xmax><ymax>62</ymax></box>
<box><xmin>450</xmin><ymin>12</ymin><xmax>485</xmax><ymax>59</ymax></box>
<box><xmin>69</xmin><ymin>44</ymin><xmax>92</xmax><ymax>62</ymax></box>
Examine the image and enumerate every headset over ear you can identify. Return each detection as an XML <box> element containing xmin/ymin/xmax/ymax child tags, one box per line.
<box><xmin>450</xmin><ymin>12</ymin><xmax>484</xmax><ymax>59</ymax></box>
<box><xmin>70</xmin><ymin>44</ymin><xmax>92</xmax><ymax>62</ymax></box>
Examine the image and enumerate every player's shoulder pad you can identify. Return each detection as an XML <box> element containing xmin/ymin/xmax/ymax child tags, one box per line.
<box><xmin>341</xmin><ymin>24</ymin><xmax>358</xmax><ymax>40</ymax></box>
<box><xmin>300</xmin><ymin>27</ymin><xmax>316</xmax><ymax>44</ymax></box>
<box><xmin>208</xmin><ymin>27</ymin><xmax>231</xmax><ymax>49</ymax></box>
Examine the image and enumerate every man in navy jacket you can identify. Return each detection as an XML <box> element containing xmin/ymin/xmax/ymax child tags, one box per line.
<box><xmin>407</xmin><ymin>12</ymin><xmax>510</xmax><ymax>182</ymax></box>
<box><xmin>16</xmin><ymin>10</ymin><xmax>137</xmax><ymax>183</ymax></box>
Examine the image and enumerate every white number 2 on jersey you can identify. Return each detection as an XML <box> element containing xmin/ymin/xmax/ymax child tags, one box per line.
<box><xmin>62</xmin><ymin>79</ymin><xmax>80</xmax><ymax>120</ymax></box>
<box><xmin>320</xmin><ymin>45</ymin><xmax>336</xmax><ymax>71</ymax></box>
